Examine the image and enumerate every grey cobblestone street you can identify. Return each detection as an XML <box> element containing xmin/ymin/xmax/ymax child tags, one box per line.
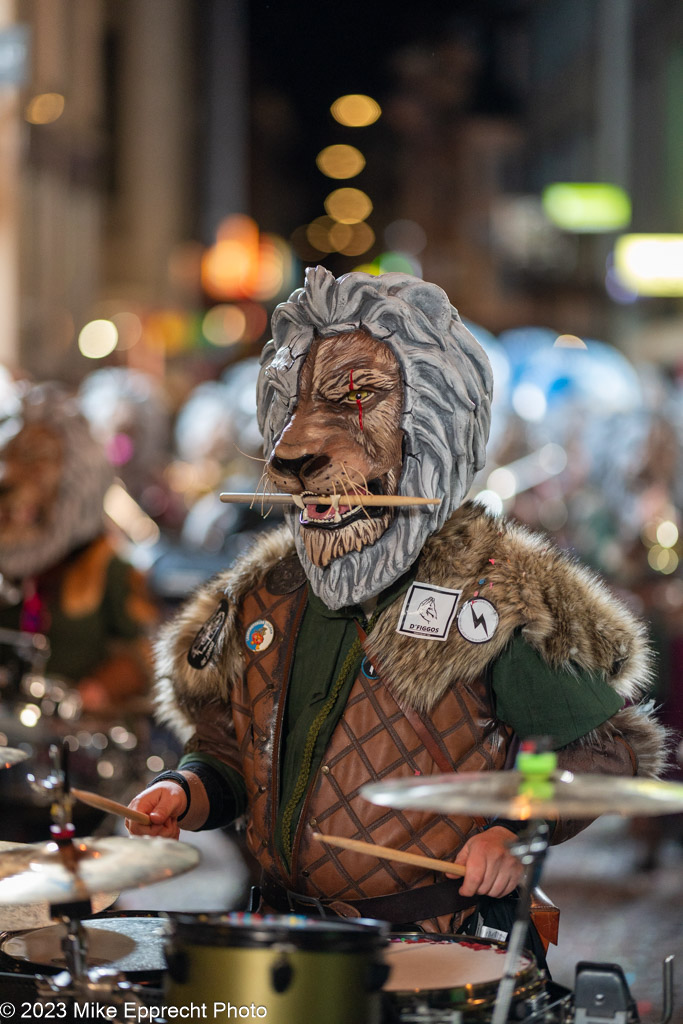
<box><xmin>544</xmin><ymin>816</ymin><xmax>683</xmax><ymax>1023</ymax></box>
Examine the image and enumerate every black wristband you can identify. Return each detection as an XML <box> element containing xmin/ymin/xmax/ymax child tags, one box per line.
<box><xmin>177</xmin><ymin>760</ymin><xmax>235</xmax><ymax>831</ymax></box>
<box><xmin>152</xmin><ymin>770</ymin><xmax>191</xmax><ymax>821</ymax></box>
<box><xmin>486</xmin><ymin>818</ymin><xmax>556</xmax><ymax>840</ymax></box>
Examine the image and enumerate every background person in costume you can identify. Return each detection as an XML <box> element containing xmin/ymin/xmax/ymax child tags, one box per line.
<box><xmin>127</xmin><ymin>269</ymin><xmax>667</xmax><ymax>941</ymax></box>
<box><xmin>0</xmin><ymin>381</ymin><xmax>159</xmax><ymax>712</ymax></box>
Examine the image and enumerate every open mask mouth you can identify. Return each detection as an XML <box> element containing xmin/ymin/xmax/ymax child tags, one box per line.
<box><xmin>298</xmin><ymin>480</ymin><xmax>388</xmax><ymax>530</ymax></box>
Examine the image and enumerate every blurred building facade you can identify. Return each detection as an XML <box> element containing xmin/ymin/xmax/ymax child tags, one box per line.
<box><xmin>0</xmin><ymin>0</ymin><xmax>681</xmax><ymax>381</ymax></box>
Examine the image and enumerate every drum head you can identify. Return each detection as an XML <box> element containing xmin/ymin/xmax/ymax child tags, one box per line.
<box><xmin>0</xmin><ymin>915</ymin><xmax>167</xmax><ymax>973</ymax></box>
<box><xmin>384</xmin><ymin>935</ymin><xmax>532</xmax><ymax>992</ymax></box>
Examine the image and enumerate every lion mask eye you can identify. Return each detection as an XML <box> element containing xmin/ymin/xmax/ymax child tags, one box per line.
<box><xmin>343</xmin><ymin>388</ymin><xmax>371</xmax><ymax>404</ymax></box>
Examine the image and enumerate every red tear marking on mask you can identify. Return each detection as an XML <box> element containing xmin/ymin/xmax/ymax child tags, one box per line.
<box><xmin>350</xmin><ymin>369</ymin><xmax>363</xmax><ymax>431</ymax></box>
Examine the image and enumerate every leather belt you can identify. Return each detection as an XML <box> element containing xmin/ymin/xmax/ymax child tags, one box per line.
<box><xmin>260</xmin><ymin>876</ymin><xmax>476</xmax><ymax>925</ymax></box>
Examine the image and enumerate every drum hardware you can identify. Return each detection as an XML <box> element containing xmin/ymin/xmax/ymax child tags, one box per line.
<box><xmin>490</xmin><ymin>821</ymin><xmax>550</xmax><ymax>1024</ymax></box>
<box><xmin>574</xmin><ymin>961</ymin><xmax>634</xmax><ymax>1024</ymax></box>
<box><xmin>0</xmin><ymin>742</ymin><xmax>201</xmax><ymax>1018</ymax></box>
<box><xmin>362</xmin><ymin>743</ymin><xmax>683</xmax><ymax>1024</ymax></box>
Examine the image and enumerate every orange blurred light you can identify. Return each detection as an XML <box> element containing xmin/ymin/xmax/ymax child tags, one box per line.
<box><xmin>144</xmin><ymin>311</ymin><xmax>190</xmax><ymax>354</ymax></box>
<box><xmin>330</xmin><ymin>94</ymin><xmax>381</xmax><ymax>127</ymax></box>
<box><xmin>316</xmin><ymin>144</ymin><xmax>366</xmax><ymax>179</ymax></box>
<box><xmin>325</xmin><ymin>188</ymin><xmax>373</xmax><ymax>225</ymax></box>
<box><xmin>306</xmin><ymin>217</ymin><xmax>337</xmax><ymax>253</ymax></box>
<box><xmin>336</xmin><ymin>222</ymin><xmax>375</xmax><ymax>256</ymax></box>
<box><xmin>25</xmin><ymin>92</ymin><xmax>65</xmax><ymax>125</ymax></box>
<box><xmin>203</xmin><ymin>215</ymin><xmax>261</xmax><ymax>300</ymax></box>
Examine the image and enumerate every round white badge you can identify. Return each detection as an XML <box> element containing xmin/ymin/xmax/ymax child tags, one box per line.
<box><xmin>457</xmin><ymin>598</ymin><xmax>499</xmax><ymax>644</ymax></box>
<box><xmin>245</xmin><ymin>619</ymin><xmax>275</xmax><ymax>652</ymax></box>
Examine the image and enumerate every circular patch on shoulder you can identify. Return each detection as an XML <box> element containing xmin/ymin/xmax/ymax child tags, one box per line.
<box><xmin>245</xmin><ymin>619</ymin><xmax>275</xmax><ymax>652</ymax></box>
<box><xmin>265</xmin><ymin>555</ymin><xmax>307</xmax><ymax>595</ymax></box>
<box><xmin>457</xmin><ymin>598</ymin><xmax>499</xmax><ymax>644</ymax></box>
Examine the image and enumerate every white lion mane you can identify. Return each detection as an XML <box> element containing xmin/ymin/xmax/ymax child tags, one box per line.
<box><xmin>257</xmin><ymin>267</ymin><xmax>492</xmax><ymax>609</ymax></box>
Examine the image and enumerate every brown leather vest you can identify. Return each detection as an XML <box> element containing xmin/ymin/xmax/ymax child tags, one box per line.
<box><xmin>233</xmin><ymin>570</ymin><xmax>513</xmax><ymax>902</ymax></box>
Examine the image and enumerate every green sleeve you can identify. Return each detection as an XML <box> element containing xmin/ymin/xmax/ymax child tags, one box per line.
<box><xmin>491</xmin><ymin>632</ymin><xmax>624</xmax><ymax>749</ymax></box>
<box><xmin>178</xmin><ymin>750</ymin><xmax>248</xmax><ymax>819</ymax></box>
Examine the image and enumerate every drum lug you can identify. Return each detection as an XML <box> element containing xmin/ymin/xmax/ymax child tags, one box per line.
<box><xmin>366</xmin><ymin>959</ymin><xmax>391</xmax><ymax>992</ymax></box>
<box><xmin>164</xmin><ymin>942</ymin><xmax>188</xmax><ymax>984</ymax></box>
<box><xmin>270</xmin><ymin>945</ymin><xmax>295</xmax><ymax>993</ymax></box>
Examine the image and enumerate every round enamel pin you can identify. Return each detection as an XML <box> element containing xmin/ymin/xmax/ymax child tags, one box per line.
<box><xmin>457</xmin><ymin>598</ymin><xmax>499</xmax><ymax>644</ymax></box>
<box><xmin>245</xmin><ymin>619</ymin><xmax>275</xmax><ymax>652</ymax></box>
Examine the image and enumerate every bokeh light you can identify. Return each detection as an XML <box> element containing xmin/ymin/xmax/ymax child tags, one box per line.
<box><xmin>384</xmin><ymin>220</ymin><xmax>427</xmax><ymax>256</ymax></box>
<box><xmin>25</xmin><ymin>92</ymin><xmax>65</xmax><ymax>125</ymax></box>
<box><xmin>334</xmin><ymin>222</ymin><xmax>375</xmax><ymax>256</ymax></box>
<box><xmin>316</xmin><ymin>144</ymin><xmax>366</xmax><ymax>179</ymax></box>
<box><xmin>613</xmin><ymin>234</ymin><xmax>683</xmax><ymax>297</ymax></box>
<box><xmin>353</xmin><ymin>252</ymin><xmax>419</xmax><ymax>275</ymax></box>
<box><xmin>656</xmin><ymin>521</ymin><xmax>679</xmax><ymax>549</ymax></box>
<box><xmin>78</xmin><ymin>320</ymin><xmax>118</xmax><ymax>359</ymax></box>
<box><xmin>542</xmin><ymin>183</ymin><xmax>631</xmax><ymax>232</ymax></box>
<box><xmin>202</xmin><ymin>305</ymin><xmax>247</xmax><ymax>346</ymax></box>
<box><xmin>110</xmin><ymin>311</ymin><xmax>143</xmax><ymax>350</ymax></box>
<box><xmin>553</xmin><ymin>334</ymin><xmax>587</xmax><ymax>349</ymax></box>
<box><xmin>647</xmin><ymin>545</ymin><xmax>679</xmax><ymax>575</ymax></box>
<box><xmin>306</xmin><ymin>216</ymin><xmax>337</xmax><ymax>253</ymax></box>
<box><xmin>512</xmin><ymin>382</ymin><xmax>548</xmax><ymax>422</ymax></box>
<box><xmin>324</xmin><ymin>188</ymin><xmax>373</xmax><ymax>224</ymax></box>
<box><xmin>330</xmin><ymin>94</ymin><xmax>381</xmax><ymax>127</ymax></box>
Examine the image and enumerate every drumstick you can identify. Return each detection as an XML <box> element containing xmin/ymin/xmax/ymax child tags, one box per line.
<box><xmin>220</xmin><ymin>492</ymin><xmax>441</xmax><ymax>507</ymax></box>
<box><xmin>312</xmin><ymin>832</ymin><xmax>465</xmax><ymax>877</ymax></box>
<box><xmin>71</xmin><ymin>787</ymin><xmax>151</xmax><ymax>826</ymax></box>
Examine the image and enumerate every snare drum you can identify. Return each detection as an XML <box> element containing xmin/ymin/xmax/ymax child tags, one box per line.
<box><xmin>382</xmin><ymin>933</ymin><xmax>545</xmax><ymax>1023</ymax></box>
<box><xmin>165</xmin><ymin>911</ymin><xmax>389</xmax><ymax>1024</ymax></box>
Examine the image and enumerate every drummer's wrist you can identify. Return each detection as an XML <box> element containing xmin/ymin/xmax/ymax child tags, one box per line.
<box><xmin>152</xmin><ymin>770</ymin><xmax>210</xmax><ymax>831</ymax></box>
<box><xmin>152</xmin><ymin>770</ymin><xmax>192</xmax><ymax>820</ymax></box>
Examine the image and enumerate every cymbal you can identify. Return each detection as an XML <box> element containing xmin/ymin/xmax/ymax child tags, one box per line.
<box><xmin>0</xmin><ymin>844</ymin><xmax>117</xmax><ymax>929</ymax></box>
<box><xmin>361</xmin><ymin>770</ymin><xmax>683</xmax><ymax>820</ymax></box>
<box><xmin>0</xmin><ymin>836</ymin><xmax>201</xmax><ymax>906</ymax></box>
<box><xmin>0</xmin><ymin>747</ymin><xmax>30</xmax><ymax>768</ymax></box>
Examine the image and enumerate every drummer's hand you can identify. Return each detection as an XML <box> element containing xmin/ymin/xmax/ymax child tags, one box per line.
<box><xmin>449</xmin><ymin>826</ymin><xmax>524</xmax><ymax>898</ymax></box>
<box><xmin>125</xmin><ymin>782</ymin><xmax>187</xmax><ymax>840</ymax></box>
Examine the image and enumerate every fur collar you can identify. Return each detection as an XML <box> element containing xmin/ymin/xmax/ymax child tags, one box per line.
<box><xmin>154</xmin><ymin>502</ymin><xmax>664</xmax><ymax>775</ymax></box>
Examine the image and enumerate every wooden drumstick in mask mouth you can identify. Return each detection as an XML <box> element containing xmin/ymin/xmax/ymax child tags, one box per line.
<box><xmin>220</xmin><ymin>493</ymin><xmax>441</xmax><ymax>507</ymax></box>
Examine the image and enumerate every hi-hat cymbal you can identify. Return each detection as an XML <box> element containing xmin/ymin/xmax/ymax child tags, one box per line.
<box><xmin>0</xmin><ymin>836</ymin><xmax>201</xmax><ymax>906</ymax></box>
<box><xmin>0</xmin><ymin>747</ymin><xmax>29</xmax><ymax>768</ymax></box>
<box><xmin>361</xmin><ymin>770</ymin><xmax>683</xmax><ymax>820</ymax></box>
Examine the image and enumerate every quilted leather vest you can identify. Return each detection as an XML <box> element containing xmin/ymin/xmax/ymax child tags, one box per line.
<box><xmin>233</xmin><ymin>565</ymin><xmax>513</xmax><ymax>900</ymax></box>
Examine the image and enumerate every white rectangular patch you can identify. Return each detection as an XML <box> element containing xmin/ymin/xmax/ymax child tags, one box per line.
<box><xmin>396</xmin><ymin>582</ymin><xmax>462</xmax><ymax>641</ymax></box>
<box><xmin>480</xmin><ymin>924</ymin><xmax>508</xmax><ymax>942</ymax></box>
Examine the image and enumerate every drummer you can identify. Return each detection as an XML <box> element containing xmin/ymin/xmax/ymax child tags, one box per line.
<box><xmin>127</xmin><ymin>269</ymin><xmax>667</xmax><ymax>954</ymax></box>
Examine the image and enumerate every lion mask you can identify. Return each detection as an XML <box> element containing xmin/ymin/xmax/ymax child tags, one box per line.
<box><xmin>257</xmin><ymin>268</ymin><xmax>492</xmax><ymax>610</ymax></box>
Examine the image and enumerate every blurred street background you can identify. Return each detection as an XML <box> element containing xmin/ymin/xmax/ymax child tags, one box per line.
<box><xmin>0</xmin><ymin>2</ymin><xmax>681</xmax><ymax>1019</ymax></box>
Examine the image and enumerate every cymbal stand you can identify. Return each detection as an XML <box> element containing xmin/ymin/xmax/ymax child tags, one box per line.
<box><xmin>26</xmin><ymin>743</ymin><xmax>149</xmax><ymax>1018</ymax></box>
<box><xmin>491</xmin><ymin>819</ymin><xmax>550</xmax><ymax>1024</ymax></box>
